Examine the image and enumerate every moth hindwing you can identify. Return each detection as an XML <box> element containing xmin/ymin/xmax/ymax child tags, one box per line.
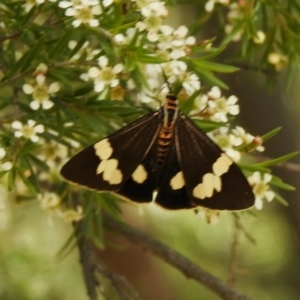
<box><xmin>61</xmin><ymin>94</ymin><xmax>255</xmax><ymax>211</ymax></box>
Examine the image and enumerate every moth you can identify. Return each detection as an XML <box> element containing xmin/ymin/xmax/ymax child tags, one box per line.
<box><xmin>60</xmin><ymin>94</ymin><xmax>254</xmax><ymax>210</ymax></box>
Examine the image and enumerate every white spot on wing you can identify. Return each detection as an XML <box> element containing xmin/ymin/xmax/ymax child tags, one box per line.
<box><xmin>132</xmin><ymin>164</ymin><xmax>147</xmax><ymax>184</ymax></box>
<box><xmin>193</xmin><ymin>154</ymin><xmax>233</xmax><ymax>200</ymax></box>
<box><xmin>102</xmin><ymin>159</ymin><xmax>118</xmax><ymax>181</ymax></box>
<box><xmin>96</xmin><ymin>160</ymin><xmax>107</xmax><ymax>174</ymax></box>
<box><xmin>170</xmin><ymin>171</ymin><xmax>185</xmax><ymax>190</ymax></box>
<box><xmin>108</xmin><ymin>169</ymin><xmax>123</xmax><ymax>184</ymax></box>
<box><xmin>212</xmin><ymin>154</ymin><xmax>232</xmax><ymax>176</ymax></box>
<box><xmin>96</xmin><ymin>158</ymin><xmax>123</xmax><ymax>185</ymax></box>
<box><xmin>94</xmin><ymin>138</ymin><xmax>113</xmax><ymax>160</ymax></box>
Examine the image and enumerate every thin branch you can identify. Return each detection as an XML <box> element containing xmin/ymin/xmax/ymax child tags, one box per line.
<box><xmin>94</xmin><ymin>264</ymin><xmax>142</xmax><ymax>300</ymax></box>
<box><xmin>75</xmin><ymin>222</ymin><xmax>99</xmax><ymax>300</ymax></box>
<box><xmin>102</xmin><ymin>213</ymin><xmax>253</xmax><ymax>300</ymax></box>
<box><xmin>75</xmin><ymin>220</ymin><xmax>142</xmax><ymax>300</ymax></box>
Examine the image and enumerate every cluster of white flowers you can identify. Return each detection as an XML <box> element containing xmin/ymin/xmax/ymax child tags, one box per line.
<box><xmin>22</xmin><ymin>64</ymin><xmax>60</xmax><ymax>110</ymax></box>
<box><xmin>38</xmin><ymin>192</ymin><xmax>83</xmax><ymax>223</ymax></box>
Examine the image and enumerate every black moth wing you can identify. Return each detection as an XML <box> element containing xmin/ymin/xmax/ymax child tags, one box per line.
<box><xmin>60</xmin><ymin>111</ymin><xmax>161</xmax><ymax>197</ymax></box>
<box><xmin>176</xmin><ymin>115</ymin><xmax>255</xmax><ymax>210</ymax></box>
<box><xmin>155</xmin><ymin>131</ymin><xmax>194</xmax><ymax>209</ymax></box>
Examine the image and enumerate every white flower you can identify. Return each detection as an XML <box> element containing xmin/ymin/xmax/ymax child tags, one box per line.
<box><xmin>58</xmin><ymin>206</ymin><xmax>84</xmax><ymax>222</ymax></box>
<box><xmin>204</xmin><ymin>0</ymin><xmax>229</xmax><ymax>12</ymax></box>
<box><xmin>37</xmin><ymin>140</ymin><xmax>68</xmax><ymax>162</ymax></box>
<box><xmin>210</xmin><ymin>127</ymin><xmax>242</xmax><ymax>162</ymax></box>
<box><xmin>163</xmin><ymin>26</ymin><xmax>196</xmax><ymax>60</ymax></box>
<box><xmin>0</xmin><ymin>161</ymin><xmax>12</xmax><ymax>172</ymax></box>
<box><xmin>38</xmin><ymin>192</ymin><xmax>61</xmax><ymax>213</ymax></box>
<box><xmin>268</xmin><ymin>52</ymin><xmax>288</xmax><ymax>70</ymax></box>
<box><xmin>140</xmin><ymin>1</ymin><xmax>168</xmax><ymax>18</ymax></box>
<box><xmin>208</xmin><ymin>86</ymin><xmax>221</xmax><ymax>99</ymax></box>
<box><xmin>64</xmin><ymin>1</ymin><xmax>102</xmax><ymax>27</ymax></box>
<box><xmin>231</xmin><ymin>126</ymin><xmax>265</xmax><ymax>152</ymax></box>
<box><xmin>181</xmin><ymin>73</ymin><xmax>201</xmax><ymax>95</ymax></box>
<box><xmin>162</xmin><ymin>60</ymin><xmax>187</xmax><ymax>77</ymax></box>
<box><xmin>136</xmin><ymin>1</ymin><xmax>168</xmax><ymax>42</ymax></box>
<box><xmin>167</xmin><ymin>67</ymin><xmax>200</xmax><ymax>96</ymax></box>
<box><xmin>87</xmin><ymin>56</ymin><xmax>123</xmax><ymax>92</ymax></box>
<box><xmin>23</xmin><ymin>75</ymin><xmax>60</xmax><ymax>110</ymax></box>
<box><xmin>207</xmin><ymin>89</ymin><xmax>240</xmax><ymax>122</ymax></box>
<box><xmin>253</xmin><ymin>30</ymin><xmax>266</xmax><ymax>44</ymax></box>
<box><xmin>131</xmin><ymin>0</ymin><xmax>152</xmax><ymax>9</ymax></box>
<box><xmin>12</xmin><ymin>120</ymin><xmax>44</xmax><ymax>143</ymax></box>
<box><xmin>102</xmin><ymin>0</ymin><xmax>113</xmax><ymax>6</ymax></box>
<box><xmin>248</xmin><ymin>172</ymin><xmax>275</xmax><ymax>210</ymax></box>
<box><xmin>35</xmin><ymin>63</ymin><xmax>48</xmax><ymax>73</ymax></box>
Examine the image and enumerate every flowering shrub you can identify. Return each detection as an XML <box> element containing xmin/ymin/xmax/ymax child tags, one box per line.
<box><xmin>0</xmin><ymin>0</ymin><xmax>297</xmax><ymax>298</ymax></box>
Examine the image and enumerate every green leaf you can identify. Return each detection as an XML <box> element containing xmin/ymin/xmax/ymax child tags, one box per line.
<box><xmin>191</xmin><ymin>66</ymin><xmax>229</xmax><ymax>89</ymax></box>
<box><xmin>261</xmin><ymin>127</ymin><xmax>281</xmax><ymax>141</ymax></box>
<box><xmin>192</xmin><ymin>59</ymin><xmax>239</xmax><ymax>73</ymax></box>
<box><xmin>135</xmin><ymin>54</ymin><xmax>169</xmax><ymax>64</ymax></box>
<box><xmin>48</xmin><ymin>29</ymin><xmax>73</xmax><ymax>60</ymax></box>
<box><xmin>179</xmin><ymin>89</ymin><xmax>201</xmax><ymax>114</ymax></box>
<box><xmin>56</xmin><ymin>231</ymin><xmax>77</xmax><ymax>262</ymax></box>
<box><xmin>273</xmin><ymin>193</ymin><xmax>289</xmax><ymax>206</ymax></box>
<box><xmin>254</xmin><ymin>152</ymin><xmax>298</xmax><ymax>167</ymax></box>
<box><xmin>14</xmin><ymin>36</ymin><xmax>45</xmax><ymax>72</ymax></box>
<box><xmin>192</xmin><ymin>119</ymin><xmax>226</xmax><ymax>132</ymax></box>
<box><xmin>271</xmin><ymin>175</ymin><xmax>295</xmax><ymax>191</ymax></box>
<box><xmin>99</xmin><ymin>193</ymin><xmax>122</xmax><ymax>219</ymax></box>
<box><xmin>238</xmin><ymin>163</ymin><xmax>270</xmax><ymax>173</ymax></box>
<box><xmin>220</xmin><ymin>19</ymin><xmax>245</xmax><ymax>46</ymax></box>
<box><xmin>7</xmin><ymin>167</ymin><xmax>16</xmax><ymax>191</ymax></box>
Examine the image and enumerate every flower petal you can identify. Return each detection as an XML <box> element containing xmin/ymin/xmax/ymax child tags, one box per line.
<box><xmin>23</xmin><ymin>84</ymin><xmax>34</xmax><ymax>94</ymax></box>
<box><xmin>48</xmin><ymin>82</ymin><xmax>60</xmax><ymax>93</ymax></box>
<box><xmin>30</xmin><ymin>100</ymin><xmax>40</xmax><ymax>110</ymax></box>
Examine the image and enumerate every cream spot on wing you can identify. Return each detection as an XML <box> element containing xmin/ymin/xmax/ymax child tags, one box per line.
<box><xmin>170</xmin><ymin>171</ymin><xmax>185</xmax><ymax>190</ymax></box>
<box><xmin>108</xmin><ymin>169</ymin><xmax>123</xmax><ymax>184</ymax></box>
<box><xmin>193</xmin><ymin>183</ymin><xmax>206</xmax><ymax>199</ymax></box>
<box><xmin>193</xmin><ymin>154</ymin><xmax>232</xmax><ymax>200</ymax></box>
<box><xmin>212</xmin><ymin>153</ymin><xmax>232</xmax><ymax>176</ymax></box>
<box><xmin>96</xmin><ymin>160</ymin><xmax>107</xmax><ymax>174</ymax></box>
<box><xmin>94</xmin><ymin>138</ymin><xmax>113</xmax><ymax>160</ymax></box>
<box><xmin>132</xmin><ymin>164</ymin><xmax>147</xmax><ymax>184</ymax></box>
<box><xmin>202</xmin><ymin>173</ymin><xmax>215</xmax><ymax>198</ymax></box>
<box><xmin>102</xmin><ymin>159</ymin><xmax>118</xmax><ymax>181</ymax></box>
